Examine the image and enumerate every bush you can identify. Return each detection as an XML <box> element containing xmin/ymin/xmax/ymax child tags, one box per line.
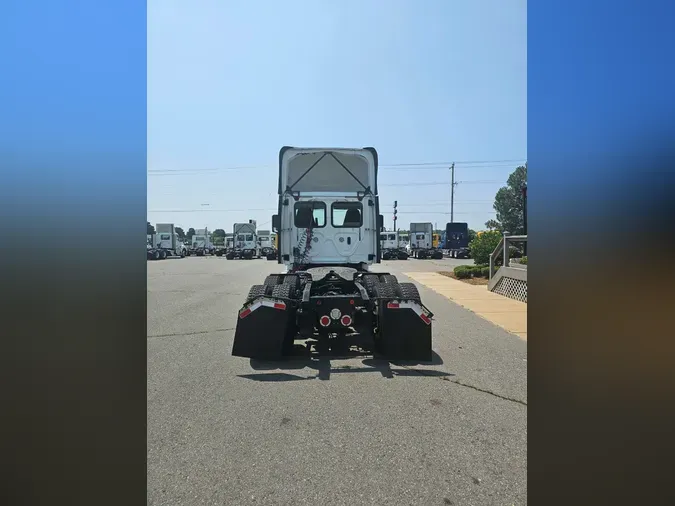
<box><xmin>455</xmin><ymin>268</ymin><xmax>472</xmax><ymax>279</ymax></box>
<box><xmin>520</xmin><ymin>256</ymin><xmax>527</xmax><ymax>265</ymax></box>
<box><xmin>481</xmin><ymin>266</ymin><xmax>490</xmax><ymax>278</ymax></box>
<box><xmin>454</xmin><ymin>265</ymin><xmax>469</xmax><ymax>276</ymax></box>
<box><xmin>469</xmin><ymin>266</ymin><xmax>483</xmax><ymax>277</ymax></box>
<box><xmin>469</xmin><ymin>230</ymin><xmax>502</xmax><ymax>266</ymax></box>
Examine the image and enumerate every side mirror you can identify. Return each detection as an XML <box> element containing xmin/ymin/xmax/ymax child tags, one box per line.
<box><xmin>272</xmin><ymin>214</ymin><xmax>280</xmax><ymax>232</ymax></box>
<box><xmin>378</xmin><ymin>214</ymin><xmax>384</xmax><ymax>231</ymax></box>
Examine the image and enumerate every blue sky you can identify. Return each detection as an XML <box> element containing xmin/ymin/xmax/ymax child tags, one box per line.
<box><xmin>147</xmin><ymin>0</ymin><xmax>526</xmax><ymax>232</ymax></box>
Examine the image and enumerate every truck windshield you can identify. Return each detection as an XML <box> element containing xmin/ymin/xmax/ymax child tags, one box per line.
<box><xmin>388</xmin><ymin>234</ymin><xmax>396</xmax><ymax>240</ymax></box>
<box><xmin>246</xmin><ymin>235</ymin><xmax>253</xmax><ymax>241</ymax></box>
<box><xmin>237</xmin><ymin>235</ymin><xmax>245</xmax><ymax>241</ymax></box>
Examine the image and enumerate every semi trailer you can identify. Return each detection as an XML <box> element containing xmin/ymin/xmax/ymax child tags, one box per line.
<box><xmin>409</xmin><ymin>222</ymin><xmax>443</xmax><ymax>259</ymax></box>
<box><xmin>231</xmin><ymin>146</ymin><xmax>433</xmax><ymax>361</ymax></box>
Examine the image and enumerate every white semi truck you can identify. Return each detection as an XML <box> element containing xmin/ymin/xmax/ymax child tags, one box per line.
<box><xmin>147</xmin><ymin>224</ymin><xmax>188</xmax><ymax>260</ymax></box>
<box><xmin>257</xmin><ymin>229</ymin><xmax>276</xmax><ymax>259</ymax></box>
<box><xmin>231</xmin><ymin>146</ymin><xmax>434</xmax><ymax>361</ymax></box>
<box><xmin>409</xmin><ymin>222</ymin><xmax>443</xmax><ymax>259</ymax></box>
<box><xmin>226</xmin><ymin>221</ymin><xmax>259</xmax><ymax>260</ymax></box>
<box><xmin>379</xmin><ymin>231</ymin><xmax>409</xmax><ymax>260</ymax></box>
<box><xmin>191</xmin><ymin>228</ymin><xmax>214</xmax><ymax>256</ymax></box>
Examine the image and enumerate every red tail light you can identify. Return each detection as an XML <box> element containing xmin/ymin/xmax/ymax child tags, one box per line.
<box><xmin>319</xmin><ymin>315</ymin><xmax>331</xmax><ymax>327</ymax></box>
<box><xmin>340</xmin><ymin>315</ymin><xmax>353</xmax><ymax>327</ymax></box>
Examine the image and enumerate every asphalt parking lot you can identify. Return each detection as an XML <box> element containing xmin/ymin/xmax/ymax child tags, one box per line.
<box><xmin>147</xmin><ymin>256</ymin><xmax>527</xmax><ymax>506</ymax></box>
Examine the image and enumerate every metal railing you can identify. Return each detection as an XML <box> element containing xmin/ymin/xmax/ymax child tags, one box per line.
<box><xmin>489</xmin><ymin>233</ymin><xmax>528</xmax><ymax>280</ymax></box>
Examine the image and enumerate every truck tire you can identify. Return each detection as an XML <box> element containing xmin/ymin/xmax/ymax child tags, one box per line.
<box><xmin>160</xmin><ymin>250</ymin><xmax>167</xmax><ymax>260</ymax></box>
<box><xmin>152</xmin><ymin>251</ymin><xmax>160</xmax><ymax>260</ymax></box>
<box><xmin>271</xmin><ymin>283</ymin><xmax>295</xmax><ymax>300</ymax></box>
<box><xmin>379</xmin><ymin>274</ymin><xmax>398</xmax><ymax>284</ymax></box>
<box><xmin>246</xmin><ymin>284</ymin><xmax>266</xmax><ymax>302</ymax></box>
<box><xmin>282</xmin><ymin>274</ymin><xmax>300</xmax><ymax>290</ymax></box>
<box><xmin>180</xmin><ymin>250</ymin><xmax>185</xmax><ymax>258</ymax></box>
<box><xmin>398</xmin><ymin>282</ymin><xmax>421</xmax><ymax>302</ymax></box>
<box><xmin>360</xmin><ymin>273</ymin><xmax>379</xmax><ymax>297</ymax></box>
<box><xmin>264</xmin><ymin>275</ymin><xmax>281</xmax><ymax>287</ymax></box>
<box><xmin>373</xmin><ymin>282</ymin><xmax>399</xmax><ymax>299</ymax></box>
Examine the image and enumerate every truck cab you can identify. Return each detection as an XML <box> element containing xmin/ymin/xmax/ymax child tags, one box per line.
<box><xmin>273</xmin><ymin>147</ymin><xmax>381</xmax><ymax>271</ymax></box>
<box><xmin>232</xmin><ymin>146</ymin><xmax>434</xmax><ymax>362</ymax></box>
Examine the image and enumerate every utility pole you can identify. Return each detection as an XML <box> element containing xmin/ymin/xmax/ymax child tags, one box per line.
<box><xmin>450</xmin><ymin>163</ymin><xmax>457</xmax><ymax>223</ymax></box>
<box><xmin>393</xmin><ymin>200</ymin><xmax>398</xmax><ymax>233</ymax></box>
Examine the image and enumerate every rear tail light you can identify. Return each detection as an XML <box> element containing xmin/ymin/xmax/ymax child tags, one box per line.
<box><xmin>319</xmin><ymin>315</ymin><xmax>331</xmax><ymax>327</ymax></box>
<box><xmin>340</xmin><ymin>315</ymin><xmax>353</xmax><ymax>327</ymax></box>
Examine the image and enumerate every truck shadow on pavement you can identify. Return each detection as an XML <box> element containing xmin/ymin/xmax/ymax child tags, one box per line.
<box><xmin>238</xmin><ymin>346</ymin><xmax>453</xmax><ymax>382</ymax></box>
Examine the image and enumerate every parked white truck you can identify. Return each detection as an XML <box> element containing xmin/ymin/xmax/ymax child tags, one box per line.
<box><xmin>257</xmin><ymin>229</ymin><xmax>276</xmax><ymax>259</ymax></box>
<box><xmin>226</xmin><ymin>221</ymin><xmax>259</xmax><ymax>260</ymax></box>
<box><xmin>191</xmin><ymin>228</ymin><xmax>214</xmax><ymax>256</ymax></box>
<box><xmin>147</xmin><ymin>224</ymin><xmax>188</xmax><ymax>260</ymax></box>
<box><xmin>409</xmin><ymin>222</ymin><xmax>443</xmax><ymax>259</ymax></box>
<box><xmin>379</xmin><ymin>231</ymin><xmax>409</xmax><ymax>260</ymax></box>
<box><xmin>231</xmin><ymin>146</ymin><xmax>434</xmax><ymax>361</ymax></box>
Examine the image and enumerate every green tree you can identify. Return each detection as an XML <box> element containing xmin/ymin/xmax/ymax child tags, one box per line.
<box><xmin>468</xmin><ymin>229</ymin><xmax>477</xmax><ymax>243</ymax></box>
<box><xmin>186</xmin><ymin>228</ymin><xmax>195</xmax><ymax>241</ymax></box>
<box><xmin>485</xmin><ymin>164</ymin><xmax>527</xmax><ymax>234</ymax></box>
<box><xmin>147</xmin><ymin>221</ymin><xmax>155</xmax><ymax>235</ymax></box>
<box><xmin>212</xmin><ymin>229</ymin><xmax>226</xmax><ymax>238</ymax></box>
<box><xmin>175</xmin><ymin>227</ymin><xmax>185</xmax><ymax>240</ymax></box>
<box><xmin>469</xmin><ymin>230</ymin><xmax>502</xmax><ymax>265</ymax></box>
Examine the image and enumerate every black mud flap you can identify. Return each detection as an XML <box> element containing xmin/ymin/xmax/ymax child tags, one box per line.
<box><xmin>231</xmin><ymin>297</ymin><xmax>295</xmax><ymax>360</ymax></box>
<box><xmin>377</xmin><ymin>300</ymin><xmax>433</xmax><ymax>361</ymax></box>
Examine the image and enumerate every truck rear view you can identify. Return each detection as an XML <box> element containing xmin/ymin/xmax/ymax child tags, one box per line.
<box><xmin>409</xmin><ymin>222</ymin><xmax>443</xmax><ymax>259</ymax></box>
<box><xmin>230</xmin><ymin>147</ymin><xmax>434</xmax><ymax>361</ymax></box>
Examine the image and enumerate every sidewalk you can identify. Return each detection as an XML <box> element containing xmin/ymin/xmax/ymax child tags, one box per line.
<box><xmin>404</xmin><ymin>272</ymin><xmax>527</xmax><ymax>340</ymax></box>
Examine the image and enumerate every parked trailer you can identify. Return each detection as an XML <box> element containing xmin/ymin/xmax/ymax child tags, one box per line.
<box><xmin>231</xmin><ymin>146</ymin><xmax>434</xmax><ymax>361</ymax></box>
<box><xmin>409</xmin><ymin>222</ymin><xmax>443</xmax><ymax>259</ymax></box>
<box><xmin>226</xmin><ymin>221</ymin><xmax>259</xmax><ymax>260</ymax></box>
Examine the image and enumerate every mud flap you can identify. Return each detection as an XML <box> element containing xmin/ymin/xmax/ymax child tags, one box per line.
<box><xmin>377</xmin><ymin>300</ymin><xmax>433</xmax><ymax>361</ymax></box>
<box><xmin>231</xmin><ymin>297</ymin><xmax>295</xmax><ymax>360</ymax></box>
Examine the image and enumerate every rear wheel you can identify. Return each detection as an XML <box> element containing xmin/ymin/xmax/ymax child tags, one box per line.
<box><xmin>398</xmin><ymin>282</ymin><xmax>421</xmax><ymax>301</ymax></box>
<box><xmin>373</xmin><ymin>282</ymin><xmax>399</xmax><ymax>299</ymax></box>
<box><xmin>246</xmin><ymin>284</ymin><xmax>266</xmax><ymax>302</ymax></box>
<box><xmin>282</xmin><ymin>274</ymin><xmax>300</xmax><ymax>290</ymax></box>
<box><xmin>264</xmin><ymin>275</ymin><xmax>281</xmax><ymax>287</ymax></box>
<box><xmin>360</xmin><ymin>273</ymin><xmax>379</xmax><ymax>297</ymax></box>
<box><xmin>271</xmin><ymin>283</ymin><xmax>295</xmax><ymax>300</ymax></box>
<box><xmin>379</xmin><ymin>274</ymin><xmax>398</xmax><ymax>284</ymax></box>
